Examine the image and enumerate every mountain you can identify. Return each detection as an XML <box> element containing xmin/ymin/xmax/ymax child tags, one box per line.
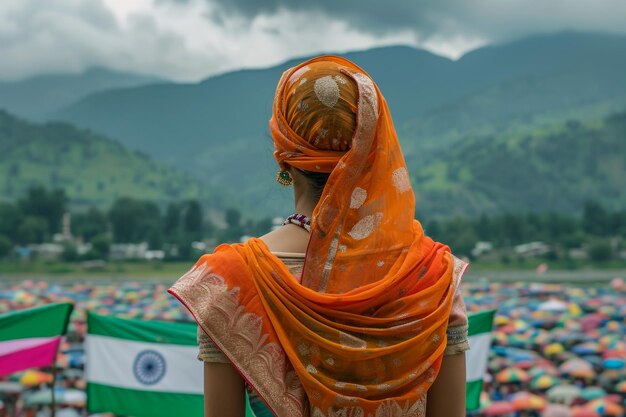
<box><xmin>412</xmin><ymin>112</ymin><xmax>626</xmax><ymax>217</ymax></box>
<box><xmin>0</xmin><ymin>67</ymin><xmax>161</xmax><ymax>121</ymax></box>
<box><xmin>0</xmin><ymin>110</ymin><xmax>228</xmax><ymax>210</ymax></box>
<box><xmin>13</xmin><ymin>30</ymin><xmax>623</xmax><ymax>216</ymax></box>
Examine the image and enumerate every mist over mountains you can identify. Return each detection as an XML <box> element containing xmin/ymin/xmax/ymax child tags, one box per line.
<box><xmin>1</xmin><ymin>31</ymin><xmax>625</xmax><ymax>217</ymax></box>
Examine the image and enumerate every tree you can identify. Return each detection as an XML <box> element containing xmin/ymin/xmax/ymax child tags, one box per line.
<box><xmin>164</xmin><ymin>203</ymin><xmax>181</xmax><ymax>237</ymax></box>
<box><xmin>588</xmin><ymin>238</ymin><xmax>612</xmax><ymax>262</ymax></box>
<box><xmin>18</xmin><ymin>187</ymin><xmax>67</xmax><ymax>235</ymax></box>
<box><xmin>0</xmin><ymin>235</ymin><xmax>12</xmax><ymax>258</ymax></box>
<box><xmin>90</xmin><ymin>234</ymin><xmax>111</xmax><ymax>259</ymax></box>
<box><xmin>583</xmin><ymin>200</ymin><xmax>608</xmax><ymax>236</ymax></box>
<box><xmin>183</xmin><ymin>200</ymin><xmax>203</xmax><ymax>240</ymax></box>
<box><xmin>0</xmin><ymin>203</ymin><xmax>22</xmax><ymax>242</ymax></box>
<box><xmin>109</xmin><ymin>197</ymin><xmax>161</xmax><ymax>243</ymax></box>
<box><xmin>221</xmin><ymin>208</ymin><xmax>244</xmax><ymax>243</ymax></box>
<box><xmin>62</xmin><ymin>243</ymin><xmax>79</xmax><ymax>262</ymax></box>
<box><xmin>72</xmin><ymin>207</ymin><xmax>108</xmax><ymax>242</ymax></box>
<box><xmin>16</xmin><ymin>216</ymin><xmax>48</xmax><ymax>244</ymax></box>
<box><xmin>225</xmin><ymin>208</ymin><xmax>241</xmax><ymax>229</ymax></box>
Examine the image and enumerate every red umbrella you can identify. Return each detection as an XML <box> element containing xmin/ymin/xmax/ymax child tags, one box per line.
<box><xmin>571</xmin><ymin>408</ymin><xmax>600</xmax><ymax>417</ymax></box>
<box><xmin>484</xmin><ymin>401</ymin><xmax>515</xmax><ymax>416</ymax></box>
<box><xmin>541</xmin><ymin>404</ymin><xmax>571</xmax><ymax>417</ymax></box>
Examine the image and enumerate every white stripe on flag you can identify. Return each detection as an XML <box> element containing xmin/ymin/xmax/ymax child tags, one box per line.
<box><xmin>86</xmin><ymin>335</ymin><xmax>203</xmax><ymax>394</ymax></box>
<box><xmin>466</xmin><ymin>333</ymin><xmax>491</xmax><ymax>382</ymax></box>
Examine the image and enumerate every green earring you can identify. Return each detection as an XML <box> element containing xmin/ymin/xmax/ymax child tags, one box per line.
<box><xmin>276</xmin><ymin>170</ymin><xmax>293</xmax><ymax>186</ymax></box>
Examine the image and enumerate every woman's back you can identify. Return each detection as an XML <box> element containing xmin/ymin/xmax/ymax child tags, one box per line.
<box><xmin>169</xmin><ymin>55</ymin><xmax>470</xmax><ymax>417</ymax></box>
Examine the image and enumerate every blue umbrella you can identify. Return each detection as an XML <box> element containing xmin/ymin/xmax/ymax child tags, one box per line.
<box><xmin>603</xmin><ymin>358</ymin><xmax>625</xmax><ymax>369</ymax></box>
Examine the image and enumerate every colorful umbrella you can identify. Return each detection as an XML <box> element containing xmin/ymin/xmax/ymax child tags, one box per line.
<box><xmin>484</xmin><ymin>401</ymin><xmax>515</xmax><ymax>416</ymax></box>
<box><xmin>580</xmin><ymin>386</ymin><xmax>607</xmax><ymax>401</ymax></box>
<box><xmin>19</xmin><ymin>370</ymin><xmax>53</xmax><ymax>387</ymax></box>
<box><xmin>511</xmin><ymin>392</ymin><xmax>546</xmax><ymax>411</ymax></box>
<box><xmin>530</xmin><ymin>374</ymin><xmax>559</xmax><ymax>389</ymax></box>
<box><xmin>546</xmin><ymin>385</ymin><xmax>582</xmax><ymax>405</ymax></box>
<box><xmin>571</xmin><ymin>408</ymin><xmax>600</xmax><ymax>417</ymax></box>
<box><xmin>585</xmin><ymin>399</ymin><xmax>624</xmax><ymax>416</ymax></box>
<box><xmin>496</xmin><ymin>368</ymin><xmax>530</xmax><ymax>383</ymax></box>
<box><xmin>542</xmin><ymin>404</ymin><xmax>572</xmax><ymax>417</ymax></box>
<box><xmin>544</xmin><ymin>343</ymin><xmax>565</xmax><ymax>356</ymax></box>
<box><xmin>560</xmin><ymin>358</ymin><xmax>593</xmax><ymax>375</ymax></box>
<box><xmin>602</xmin><ymin>358</ymin><xmax>625</xmax><ymax>369</ymax></box>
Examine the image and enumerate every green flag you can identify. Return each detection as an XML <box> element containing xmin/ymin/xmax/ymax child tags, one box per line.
<box><xmin>0</xmin><ymin>303</ymin><xmax>73</xmax><ymax>377</ymax></box>
<box><xmin>86</xmin><ymin>313</ymin><xmax>256</xmax><ymax>417</ymax></box>
<box><xmin>466</xmin><ymin>309</ymin><xmax>496</xmax><ymax>411</ymax></box>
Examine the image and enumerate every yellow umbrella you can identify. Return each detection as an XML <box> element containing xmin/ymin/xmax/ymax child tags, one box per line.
<box><xmin>544</xmin><ymin>343</ymin><xmax>565</xmax><ymax>356</ymax></box>
<box><xmin>19</xmin><ymin>370</ymin><xmax>53</xmax><ymax>387</ymax></box>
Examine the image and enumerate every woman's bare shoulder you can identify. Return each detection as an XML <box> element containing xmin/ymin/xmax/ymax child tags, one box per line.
<box><xmin>259</xmin><ymin>224</ymin><xmax>309</xmax><ymax>254</ymax></box>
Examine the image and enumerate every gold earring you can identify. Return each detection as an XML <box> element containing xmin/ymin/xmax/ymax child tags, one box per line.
<box><xmin>276</xmin><ymin>170</ymin><xmax>293</xmax><ymax>186</ymax></box>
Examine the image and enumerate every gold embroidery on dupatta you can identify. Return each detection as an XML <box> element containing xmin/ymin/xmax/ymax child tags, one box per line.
<box><xmin>310</xmin><ymin>395</ymin><xmax>427</xmax><ymax>417</ymax></box>
<box><xmin>170</xmin><ymin>263</ymin><xmax>306</xmax><ymax>416</ymax></box>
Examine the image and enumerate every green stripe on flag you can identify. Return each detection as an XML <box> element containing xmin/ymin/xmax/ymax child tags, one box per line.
<box><xmin>87</xmin><ymin>382</ymin><xmax>203</xmax><ymax>417</ymax></box>
<box><xmin>466</xmin><ymin>379</ymin><xmax>484</xmax><ymax>411</ymax></box>
<box><xmin>87</xmin><ymin>311</ymin><xmax>196</xmax><ymax>346</ymax></box>
<box><xmin>0</xmin><ymin>303</ymin><xmax>73</xmax><ymax>341</ymax></box>
<box><xmin>467</xmin><ymin>309</ymin><xmax>496</xmax><ymax>337</ymax></box>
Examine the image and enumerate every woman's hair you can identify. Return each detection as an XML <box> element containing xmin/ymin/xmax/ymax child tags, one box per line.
<box><xmin>283</xmin><ymin>61</ymin><xmax>358</xmax><ymax>200</ymax></box>
<box><xmin>295</xmin><ymin>169</ymin><xmax>330</xmax><ymax>201</ymax></box>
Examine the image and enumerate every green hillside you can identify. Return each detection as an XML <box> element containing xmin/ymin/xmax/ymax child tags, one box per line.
<box><xmin>413</xmin><ymin>112</ymin><xmax>626</xmax><ymax>217</ymax></box>
<box><xmin>48</xmin><ymin>32</ymin><xmax>626</xmax><ymax>216</ymax></box>
<box><xmin>0</xmin><ymin>110</ymin><xmax>226</xmax><ymax>209</ymax></box>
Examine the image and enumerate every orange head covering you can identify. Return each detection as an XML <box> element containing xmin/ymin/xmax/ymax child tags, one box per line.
<box><xmin>171</xmin><ymin>55</ymin><xmax>463</xmax><ymax>417</ymax></box>
<box><xmin>271</xmin><ymin>55</ymin><xmax>417</xmax><ymax>294</ymax></box>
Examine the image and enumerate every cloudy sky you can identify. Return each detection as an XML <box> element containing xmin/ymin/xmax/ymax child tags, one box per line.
<box><xmin>1</xmin><ymin>0</ymin><xmax>626</xmax><ymax>82</ymax></box>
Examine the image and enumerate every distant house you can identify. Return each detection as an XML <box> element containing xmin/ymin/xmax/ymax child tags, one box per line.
<box><xmin>514</xmin><ymin>241</ymin><xmax>551</xmax><ymax>258</ymax></box>
<box><xmin>29</xmin><ymin>243</ymin><xmax>64</xmax><ymax>260</ymax></box>
<box><xmin>471</xmin><ymin>241</ymin><xmax>493</xmax><ymax>258</ymax></box>
<box><xmin>110</xmin><ymin>242</ymin><xmax>165</xmax><ymax>261</ymax></box>
<box><xmin>109</xmin><ymin>242</ymin><xmax>149</xmax><ymax>260</ymax></box>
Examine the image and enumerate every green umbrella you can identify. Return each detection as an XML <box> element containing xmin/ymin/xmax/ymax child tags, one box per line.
<box><xmin>580</xmin><ymin>386</ymin><xmax>607</xmax><ymax>401</ymax></box>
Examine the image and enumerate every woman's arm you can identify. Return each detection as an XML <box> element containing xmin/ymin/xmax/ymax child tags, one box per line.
<box><xmin>426</xmin><ymin>352</ymin><xmax>467</xmax><ymax>417</ymax></box>
<box><xmin>204</xmin><ymin>362</ymin><xmax>246</xmax><ymax>417</ymax></box>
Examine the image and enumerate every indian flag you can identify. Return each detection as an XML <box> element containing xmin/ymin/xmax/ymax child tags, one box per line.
<box><xmin>86</xmin><ymin>313</ymin><xmax>205</xmax><ymax>417</ymax></box>
<box><xmin>466</xmin><ymin>309</ymin><xmax>496</xmax><ymax>411</ymax></box>
<box><xmin>0</xmin><ymin>303</ymin><xmax>73</xmax><ymax>377</ymax></box>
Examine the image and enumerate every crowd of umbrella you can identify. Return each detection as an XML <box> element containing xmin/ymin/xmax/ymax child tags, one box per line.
<box><xmin>0</xmin><ymin>277</ymin><xmax>625</xmax><ymax>417</ymax></box>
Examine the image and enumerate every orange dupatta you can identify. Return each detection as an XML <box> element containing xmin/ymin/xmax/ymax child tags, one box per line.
<box><xmin>169</xmin><ymin>56</ymin><xmax>467</xmax><ymax>417</ymax></box>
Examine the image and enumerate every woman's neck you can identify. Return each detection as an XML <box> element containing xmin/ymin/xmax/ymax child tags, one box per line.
<box><xmin>293</xmin><ymin>186</ymin><xmax>317</xmax><ymax>218</ymax></box>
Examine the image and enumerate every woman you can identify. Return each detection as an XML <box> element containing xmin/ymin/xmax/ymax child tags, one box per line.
<box><xmin>169</xmin><ymin>56</ymin><xmax>469</xmax><ymax>417</ymax></box>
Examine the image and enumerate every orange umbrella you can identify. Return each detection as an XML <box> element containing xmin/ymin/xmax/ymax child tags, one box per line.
<box><xmin>585</xmin><ymin>399</ymin><xmax>624</xmax><ymax>416</ymax></box>
<box><xmin>571</xmin><ymin>408</ymin><xmax>600</xmax><ymax>417</ymax></box>
<box><xmin>496</xmin><ymin>368</ymin><xmax>530</xmax><ymax>383</ymax></box>
<box><xmin>511</xmin><ymin>392</ymin><xmax>546</xmax><ymax>411</ymax></box>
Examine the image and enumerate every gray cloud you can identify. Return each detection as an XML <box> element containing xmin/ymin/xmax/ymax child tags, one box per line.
<box><xmin>0</xmin><ymin>0</ymin><xmax>227</xmax><ymax>81</ymax></box>
<box><xmin>2</xmin><ymin>0</ymin><xmax>626</xmax><ymax>82</ymax></box>
<box><xmin>203</xmin><ymin>0</ymin><xmax>626</xmax><ymax>43</ymax></box>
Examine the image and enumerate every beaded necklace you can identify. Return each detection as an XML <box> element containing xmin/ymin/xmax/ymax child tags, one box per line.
<box><xmin>282</xmin><ymin>213</ymin><xmax>311</xmax><ymax>233</ymax></box>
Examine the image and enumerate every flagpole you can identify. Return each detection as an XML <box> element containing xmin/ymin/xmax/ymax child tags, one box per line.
<box><xmin>50</xmin><ymin>363</ymin><xmax>57</xmax><ymax>417</ymax></box>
